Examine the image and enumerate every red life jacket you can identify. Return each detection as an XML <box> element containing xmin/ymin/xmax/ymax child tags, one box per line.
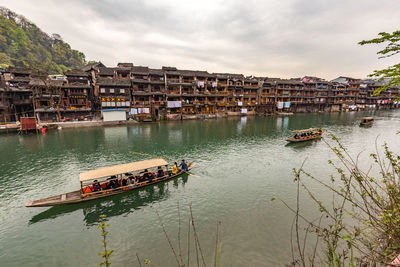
<box><xmin>83</xmin><ymin>186</ymin><xmax>92</xmax><ymax>194</ymax></box>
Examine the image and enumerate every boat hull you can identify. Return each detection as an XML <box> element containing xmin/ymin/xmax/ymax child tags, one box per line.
<box><xmin>360</xmin><ymin>122</ymin><xmax>373</xmax><ymax>126</ymax></box>
<box><xmin>26</xmin><ymin>163</ymin><xmax>194</xmax><ymax>207</ymax></box>
<box><xmin>286</xmin><ymin>135</ymin><xmax>322</xmax><ymax>143</ymax></box>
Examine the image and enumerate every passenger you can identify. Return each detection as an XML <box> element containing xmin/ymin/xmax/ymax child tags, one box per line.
<box><xmin>179</xmin><ymin>159</ymin><xmax>189</xmax><ymax>172</ymax></box>
<box><xmin>122</xmin><ymin>179</ymin><xmax>127</xmax><ymax>186</ymax></box>
<box><xmin>113</xmin><ymin>179</ymin><xmax>120</xmax><ymax>189</ymax></box>
<box><xmin>172</xmin><ymin>162</ymin><xmax>179</xmax><ymax>175</ymax></box>
<box><xmin>143</xmin><ymin>169</ymin><xmax>150</xmax><ymax>181</ymax></box>
<box><xmin>125</xmin><ymin>173</ymin><xmax>132</xmax><ymax>185</ymax></box>
<box><xmin>105</xmin><ymin>178</ymin><xmax>114</xmax><ymax>189</ymax></box>
<box><xmin>100</xmin><ymin>182</ymin><xmax>108</xmax><ymax>190</ymax></box>
<box><xmin>83</xmin><ymin>186</ymin><xmax>92</xmax><ymax>194</ymax></box>
<box><xmin>148</xmin><ymin>172</ymin><xmax>154</xmax><ymax>183</ymax></box>
<box><xmin>294</xmin><ymin>134</ymin><xmax>299</xmax><ymax>139</ymax></box>
<box><xmin>92</xmin><ymin>180</ymin><xmax>101</xmax><ymax>191</ymax></box>
<box><xmin>157</xmin><ymin>167</ymin><xmax>165</xmax><ymax>177</ymax></box>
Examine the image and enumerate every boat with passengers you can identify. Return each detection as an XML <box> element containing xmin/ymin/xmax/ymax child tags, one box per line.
<box><xmin>360</xmin><ymin>117</ymin><xmax>374</xmax><ymax>126</ymax></box>
<box><xmin>286</xmin><ymin>128</ymin><xmax>323</xmax><ymax>143</ymax></box>
<box><xmin>26</xmin><ymin>158</ymin><xmax>193</xmax><ymax>207</ymax></box>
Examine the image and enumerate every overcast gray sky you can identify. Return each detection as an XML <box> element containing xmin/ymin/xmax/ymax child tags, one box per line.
<box><xmin>2</xmin><ymin>0</ymin><xmax>400</xmax><ymax>79</ymax></box>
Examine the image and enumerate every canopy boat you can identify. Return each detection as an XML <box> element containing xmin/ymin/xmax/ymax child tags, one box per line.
<box><xmin>286</xmin><ymin>128</ymin><xmax>323</xmax><ymax>143</ymax></box>
<box><xmin>26</xmin><ymin>158</ymin><xmax>194</xmax><ymax>207</ymax></box>
<box><xmin>360</xmin><ymin>117</ymin><xmax>374</xmax><ymax>126</ymax></box>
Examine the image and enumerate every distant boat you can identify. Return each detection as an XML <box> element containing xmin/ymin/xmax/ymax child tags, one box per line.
<box><xmin>286</xmin><ymin>128</ymin><xmax>323</xmax><ymax>143</ymax></box>
<box><xmin>360</xmin><ymin>117</ymin><xmax>374</xmax><ymax>126</ymax></box>
<box><xmin>26</xmin><ymin>158</ymin><xmax>194</xmax><ymax>207</ymax></box>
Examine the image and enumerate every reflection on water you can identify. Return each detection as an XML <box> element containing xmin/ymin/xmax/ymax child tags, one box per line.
<box><xmin>285</xmin><ymin>139</ymin><xmax>321</xmax><ymax>150</ymax></box>
<box><xmin>283</xmin><ymin>117</ymin><xmax>289</xmax><ymax>130</ymax></box>
<box><xmin>276</xmin><ymin>117</ymin><xmax>282</xmax><ymax>129</ymax></box>
<box><xmin>30</xmin><ymin>175</ymin><xmax>189</xmax><ymax>226</ymax></box>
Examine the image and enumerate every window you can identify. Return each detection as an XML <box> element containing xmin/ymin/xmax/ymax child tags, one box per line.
<box><xmin>110</xmin><ymin>89</ymin><xmax>114</xmax><ymax>93</ymax></box>
<box><xmin>100</xmin><ymin>88</ymin><xmax>106</xmax><ymax>93</ymax></box>
<box><xmin>102</xmin><ymin>102</ymin><xmax>107</xmax><ymax>107</ymax></box>
<box><xmin>120</xmin><ymin>88</ymin><xmax>125</xmax><ymax>94</ymax></box>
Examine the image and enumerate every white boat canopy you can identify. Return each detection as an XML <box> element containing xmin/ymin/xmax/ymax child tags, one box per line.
<box><xmin>79</xmin><ymin>158</ymin><xmax>169</xmax><ymax>182</ymax></box>
<box><xmin>291</xmin><ymin>128</ymin><xmax>320</xmax><ymax>133</ymax></box>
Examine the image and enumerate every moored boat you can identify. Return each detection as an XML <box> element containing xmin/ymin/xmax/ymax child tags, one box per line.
<box><xmin>360</xmin><ymin>117</ymin><xmax>374</xmax><ymax>126</ymax></box>
<box><xmin>26</xmin><ymin>158</ymin><xmax>194</xmax><ymax>207</ymax></box>
<box><xmin>286</xmin><ymin>128</ymin><xmax>323</xmax><ymax>143</ymax></box>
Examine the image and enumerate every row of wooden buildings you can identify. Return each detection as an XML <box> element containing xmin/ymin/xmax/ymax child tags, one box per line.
<box><xmin>0</xmin><ymin>63</ymin><xmax>399</xmax><ymax>122</ymax></box>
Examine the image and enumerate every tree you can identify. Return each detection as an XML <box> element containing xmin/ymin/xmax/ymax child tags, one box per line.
<box><xmin>359</xmin><ymin>31</ymin><xmax>400</xmax><ymax>97</ymax></box>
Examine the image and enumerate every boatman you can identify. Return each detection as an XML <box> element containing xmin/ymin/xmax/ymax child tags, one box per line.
<box><xmin>179</xmin><ymin>159</ymin><xmax>188</xmax><ymax>172</ymax></box>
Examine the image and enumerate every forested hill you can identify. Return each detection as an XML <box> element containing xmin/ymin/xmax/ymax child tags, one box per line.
<box><xmin>0</xmin><ymin>7</ymin><xmax>87</xmax><ymax>73</ymax></box>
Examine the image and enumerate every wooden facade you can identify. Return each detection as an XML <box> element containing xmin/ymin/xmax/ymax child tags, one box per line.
<box><xmin>0</xmin><ymin>65</ymin><xmax>399</xmax><ymax>123</ymax></box>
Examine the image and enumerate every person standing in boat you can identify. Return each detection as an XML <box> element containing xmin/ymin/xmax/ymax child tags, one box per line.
<box><xmin>172</xmin><ymin>162</ymin><xmax>179</xmax><ymax>175</ymax></box>
<box><xmin>179</xmin><ymin>159</ymin><xmax>188</xmax><ymax>172</ymax></box>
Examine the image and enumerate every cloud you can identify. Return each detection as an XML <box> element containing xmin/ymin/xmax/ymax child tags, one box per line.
<box><xmin>1</xmin><ymin>0</ymin><xmax>400</xmax><ymax>79</ymax></box>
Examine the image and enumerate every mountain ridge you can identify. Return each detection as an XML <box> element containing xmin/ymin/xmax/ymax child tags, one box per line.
<box><xmin>0</xmin><ymin>6</ymin><xmax>88</xmax><ymax>73</ymax></box>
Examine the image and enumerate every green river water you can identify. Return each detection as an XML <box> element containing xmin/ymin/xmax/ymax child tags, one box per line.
<box><xmin>1</xmin><ymin>110</ymin><xmax>400</xmax><ymax>266</ymax></box>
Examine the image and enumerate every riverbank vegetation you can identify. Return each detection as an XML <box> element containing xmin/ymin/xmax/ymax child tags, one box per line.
<box><xmin>98</xmin><ymin>205</ymin><xmax>222</xmax><ymax>267</ymax></box>
<box><xmin>280</xmin><ymin>134</ymin><xmax>400</xmax><ymax>266</ymax></box>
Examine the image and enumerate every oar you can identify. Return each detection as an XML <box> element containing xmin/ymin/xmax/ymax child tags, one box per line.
<box><xmin>183</xmin><ymin>170</ymin><xmax>200</xmax><ymax>178</ymax></box>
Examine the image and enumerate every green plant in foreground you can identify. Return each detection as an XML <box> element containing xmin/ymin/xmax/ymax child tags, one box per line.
<box><xmin>98</xmin><ymin>214</ymin><xmax>113</xmax><ymax>266</ymax></box>
<box><xmin>279</xmin><ymin>134</ymin><xmax>400</xmax><ymax>266</ymax></box>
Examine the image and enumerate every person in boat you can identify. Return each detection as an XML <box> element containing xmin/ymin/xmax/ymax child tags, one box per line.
<box><xmin>113</xmin><ymin>177</ymin><xmax>120</xmax><ymax>189</ymax></box>
<box><xmin>148</xmin><ymin>171</ymin><xmax>155</xmax><ymax>182</ymax></box>
<box><xmin>142</xmin><ymin>169</ymin><xmax>151</xmax><ymax>181</ymax></box>
<box><xmin>179</xmin><ymin>160</ymin><xmax>189</xmax><ymax>172</ymax></box>
<box><xmin>318</xmin><ymin>129</ymin><xmax>322</xmax><ymax>135</ymax></box>
<box><xmin>157</xmin><ymin>167</ymin><xmax>165</xmax><ymax>178</ymax></box>
<box><xmin>294</xmin><ymin>134</ymin><xmax>299</xmax><ymax>139</ymax></box>
<box><xmin>92</xmin><ymin>180</ymin><xmax>101</xmax><ymax>191</ymax></box>
<box><xmin>172</xmin><ymin>162</ymin><xmax>179</xmax><ymax>175</ymax></box>
<box><xmin>83</xmin><ymin>185</ymin><xmax>93</xmax><ymax>194</ymax></box>
<box><xmin>124</xmin><ymin>173</ymin><xmax>132</xmax><ymax>185</ymax></box>
<box><xmin>105</xmin><ymin>177</ymin><xmax>114</xmax><ymax>189</ymax></box>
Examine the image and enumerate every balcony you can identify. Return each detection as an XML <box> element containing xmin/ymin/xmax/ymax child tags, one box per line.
<box><xmin>166</xmin><ymin>90</ymin><xmax>180</xmax><ymax>95</ymax></box>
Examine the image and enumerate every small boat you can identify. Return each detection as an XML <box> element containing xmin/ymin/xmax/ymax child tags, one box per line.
<box><xmin>286</xmin><ymin>128</ymin><xmax>323</xmax><ymax>143</ymax></box>
<box><xmin>360</xmin><ymin>117</ymin><xmax>374</xmax><ymax>126</ymax></box>
<box><xmin>26</xmin><ymin>158</ymin><xmax>194</xmax><ymax>207</ymax></box>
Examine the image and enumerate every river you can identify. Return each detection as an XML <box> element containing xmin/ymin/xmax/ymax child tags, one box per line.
<box><xmin>1</xmin><ymin>110</ymin><xmax>400</xmax><ymax>266</ymax></box>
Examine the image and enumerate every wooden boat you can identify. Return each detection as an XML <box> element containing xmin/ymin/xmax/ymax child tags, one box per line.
<box><xmin>360</xmin><ymin>117</ymin><xmax>374</xmax><ymax>126</ymax></box>
<box><xmin>26</xmin><ymin>158</ymin><xmax>194</xmax><ymax>207</ymax></box>
<box><xmin>286</xmin><ymin>128</ymin><xmax>323</xmax><ymax>143</ymax></box>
